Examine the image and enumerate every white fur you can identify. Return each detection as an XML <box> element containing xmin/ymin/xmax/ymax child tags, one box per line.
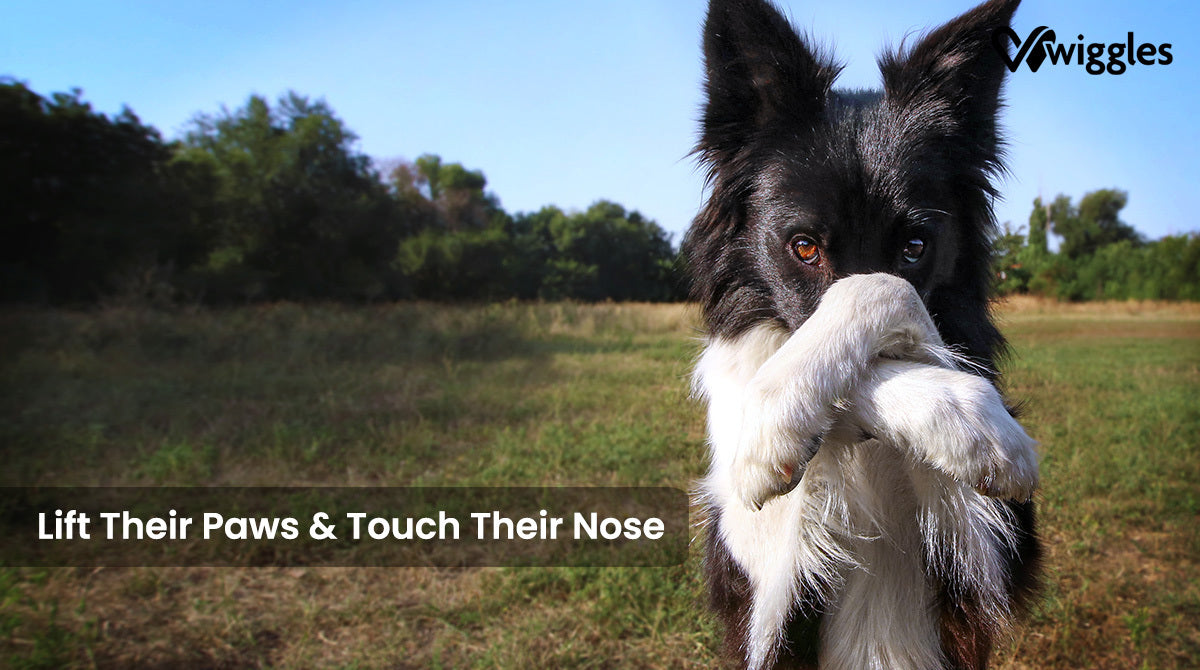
<box><xmin>693</xmin><ymin>274</ymin><xmax>1039</xmax><ymax>669</ymax></box>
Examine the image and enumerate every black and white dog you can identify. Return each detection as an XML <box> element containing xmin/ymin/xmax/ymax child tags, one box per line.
<box><xmin>684</xmin><ymin>1</ymin><xmax>1042</xmax><ymax>668</ymax></box>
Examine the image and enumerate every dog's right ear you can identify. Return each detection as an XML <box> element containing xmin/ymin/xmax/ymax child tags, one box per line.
<box><xmin>699</xmin><ymin>0</ymin><xmax>840</xmax><ymax>167</ymax></box>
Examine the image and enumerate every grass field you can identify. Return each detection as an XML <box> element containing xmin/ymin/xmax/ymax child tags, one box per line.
<box><xmin>1</xmin><ymin>299</ymin><xmax>1197</xmax><ymax>669</ymax></box>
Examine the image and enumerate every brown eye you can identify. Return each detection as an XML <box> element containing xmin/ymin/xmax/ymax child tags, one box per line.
<box><xmin>901</xmin><ymin>238</ymin><xmax>926</xmax><ymax>264</ymax></box>
<box><xmin>791</xmin><ymin>236</ymin><xmax>821</xmax><ymax>265</ymax></box>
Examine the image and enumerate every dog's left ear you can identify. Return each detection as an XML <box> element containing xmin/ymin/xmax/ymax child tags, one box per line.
<box><xmin>880</xmin><ymin>0</ymin><xmax>1020</xmax><ymax>171</ymax></box>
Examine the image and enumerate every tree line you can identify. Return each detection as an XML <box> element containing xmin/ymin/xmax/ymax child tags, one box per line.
<box><xmin>3</xmin><ymin>78</ymin><xmax>1196</xmax><ymax>305</ymax></box>
<box><xmin>993</xmin><ymin>189</ymin><xmax>1200</xmax><ymax>301</ymax></box>
<box><xmin>2</xmin><ymin>80</ymin><xmax>681</xmax><ymax>305</ymax></box>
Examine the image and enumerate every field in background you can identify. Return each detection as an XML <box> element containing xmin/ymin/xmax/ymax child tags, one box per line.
<box><xmin>1</xmin><ymin>300</ymin><xmax>1197</xmax><ymax>669</ymax></box>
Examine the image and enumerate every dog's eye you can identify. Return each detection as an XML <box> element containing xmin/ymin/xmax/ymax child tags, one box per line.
<box><xmin>791</xmin><ymin>236</ymin><xmax>821</xmax><ymax>265</ymax></box>
<box><xmin>901</xmin><ymin>238</ymin><xmax>926</xmax><ymax>264</ymax></box>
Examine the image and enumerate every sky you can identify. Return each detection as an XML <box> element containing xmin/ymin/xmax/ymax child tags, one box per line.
<box><xmin>4</xmin><ymin>0</ymin><xmax>1198</xmax><ymax>246</ymax></box>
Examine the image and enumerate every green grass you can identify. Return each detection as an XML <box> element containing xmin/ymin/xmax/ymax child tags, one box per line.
<box><xmin>0</xmin><ymin>301</ymin><xmax>1197</xmax><ymax>668</ymax></box>
<box><xmin>993</xmin><ymin>306</ymin><xmax>1200</xmax><ymax>669</ymax></box>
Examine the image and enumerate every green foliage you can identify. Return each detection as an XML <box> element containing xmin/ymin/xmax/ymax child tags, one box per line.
<box><xmin>414</xmin><ymin>153</ymin><xmax>444</xmax><ymax>200</ymax></box>
<box><xmin>1055</xmin><ymin>236</ymin><xmax>1200</xmax><ymax>301</ymax></box>
<box><xmin>1049</xmin><ymin>188</ymin><xmax>1143</xmax><ymax>259</ymax></box>
<box><xmin>179</xmin><ymin>92</ymin><xmax>401</xmax><ymax>301</ymax></box>
<box><xmin>992</xmin><ymin>222</ymin><xmax>1031</xmax><ymax>294</ymax></box>
<box><xmin>395</xmin><ymin>198</ymin><xmax>682</xmax><ymax>302</ymax></box>
<box><xmin>0</xmin><ymin>81</ymin><xmax>683</xmax><ymax>304</ymax></box>
<box><xmin>0</xmin><ymin>78</ymin><xmax>203</xmax><ymax>303</ymax></box>
<box><xmin>395</xmin><ymin>225</ymin><xmax>515</xmax><ymax>300</ymax></box>
<box><xmin>1028</xmin><ymin>196</ymin><xmax>1049</xmax><ymax>255</ymax></box>
<box><xmin>21</xmin><ymin>78</ymin><xmax>1197</xmax><ymax>306</ymax></box>
<box><xmin>389</xmin><ymin>153</ymin><xmax>500</xmax><ymax>233</ymax></box>
<box><xmin>520</xmin><ymin>201</ymin><xmax>679</xmax><ymax>301</ymax></box>
<box><xmin>995</xmin><ymin>191</ymin><xmax>1197</xmax><ymax>301</ymax></box>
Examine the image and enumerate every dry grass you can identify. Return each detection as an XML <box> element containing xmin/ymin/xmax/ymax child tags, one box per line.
<box><xmin>1</xmin><ymin>299</ymin><xmax>1197</xmax><ymax>668</ymax></box>
<box><xmin>999</xmin><ymin>295</ymin><xmax>1200</xmax><ymax>319</ymax></box>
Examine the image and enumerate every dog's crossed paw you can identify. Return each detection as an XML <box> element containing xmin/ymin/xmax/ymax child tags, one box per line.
<box><xmin>917</xmin><ymin>373</ymin><xmax>1040</xmax><ymax>502</ymax></box>
<box><xmin>821</xmin><ymin>274</ymin><xmax>945</xmax><ymax>360</ymax></box>
<box><xmin>731</xmin><ymin>454</ymin><xmax>804</xmax><ymax>511</ymax></box>
<box><xmin>969</xmin><ymin>413</ymin><xmax>1040</xmax><ymax>501</ymax></box>
<box><xmin>730</xmin><ymin>389</ymin><xmax>821</xmax><ymax>510</ymax></box>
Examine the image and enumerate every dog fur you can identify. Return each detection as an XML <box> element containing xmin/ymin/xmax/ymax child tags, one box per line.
<box><xmin>683</xmin><ymin>1</ymin><xmax>1042</xmax><ymax>668</ymax></box>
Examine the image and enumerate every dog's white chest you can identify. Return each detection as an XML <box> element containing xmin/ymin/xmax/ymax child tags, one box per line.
<box><xmin>694</xmin><ymin>312</ymin><xmax>1029</xmax><ymax>669</ymax></box>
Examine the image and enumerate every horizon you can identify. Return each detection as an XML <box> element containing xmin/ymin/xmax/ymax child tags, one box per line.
<box><xmin>5</xmin><ymin>0</ymin><xmax>1197</xmax><ymax>246</ymax></box>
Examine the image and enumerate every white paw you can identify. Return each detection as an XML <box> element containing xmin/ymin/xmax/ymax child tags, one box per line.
<box><xmin>730</xmin><ymin>452</ymin><xmax>803</xmax><ymax>511</ymax></box>
<box><xmin>921</xmin><ymin>376</ymin><xmax>1040</xmax><ymax>501</ymax></box>
<box><xmin>821</xmin><ymin>274</ymin><xmax>945</xmax><ymax>359</ymax></box>
<box><xmin>968</xmin><ymin>406</ymin><xmax>1040</xmax><ymax>501</ymax></box>
<box><xmin>730</xmin><ymin>388</ymin><xmax>823</xmax><ymax>510</ymax></box>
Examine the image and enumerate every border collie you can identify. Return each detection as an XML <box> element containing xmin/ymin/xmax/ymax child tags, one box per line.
<box><xmin>683</xmin><ymin>1</ymin><xmax>1042</xmax><ymax>668</ymax></box>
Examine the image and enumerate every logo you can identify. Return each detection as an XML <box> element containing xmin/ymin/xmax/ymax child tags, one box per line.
<box><xmin>993</xmin><ymin>27</ymin><xmax>1173</xmax><ymax>75</ymax></box>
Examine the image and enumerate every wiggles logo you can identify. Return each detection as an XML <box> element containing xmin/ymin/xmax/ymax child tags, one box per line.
<box><xmin>992</xmin><ymin>26</ymin><xmax>1173</xmax><ymax>75</ymax></box>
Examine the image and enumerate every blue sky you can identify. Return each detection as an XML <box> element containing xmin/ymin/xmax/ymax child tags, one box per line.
<box><xmin>5</xmin><ymin>0</ymin><xmax>1197</xmax><ymax>245</ymax></box>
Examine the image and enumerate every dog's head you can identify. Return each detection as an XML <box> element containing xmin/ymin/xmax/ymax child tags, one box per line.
<box><xmin>685</xmin><ymin>0</ymin><xmax>1020</xmax><ymax>367</ymax></box>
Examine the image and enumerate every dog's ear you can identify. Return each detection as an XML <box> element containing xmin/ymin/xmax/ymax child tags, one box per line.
<box><xmin>699</xmin><ymin>0</ymin><xmax>840</xmax><ymax>166</ymax></box>
<box><xmin>880</xmin><ymin>0</ymin><xmax>1020</xmax><ymax>171</ymax></box>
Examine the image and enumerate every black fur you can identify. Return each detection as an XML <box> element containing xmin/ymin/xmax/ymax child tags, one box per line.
<box><xmin>704</xmin><ymin>511</ymin><xmax>824</xmax><ymax>668</ymax></box>
<box><xmin>685</xmin><ymin>0</ymin><xmax>1026</xmax><ymax>371</ymax></box>
<box><xmin>685</xmin><ymin>0</ymin><xmax>1041</xmax><ymax>666</ymax></box>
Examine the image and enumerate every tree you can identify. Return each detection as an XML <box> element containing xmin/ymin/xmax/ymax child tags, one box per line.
<box><xmin>1028</xmin><ymin>197</ymin><xmax>1049</xmax><ymax>255</ymax></box>
<box><xmin>394</xmin><ymin>226</ymin><xmax>515</xmax><ymax>300</ymax></box>
<box><xmin>414</xmin><ymin>154</ymin><xmax>443</xmax><ymax>201</ymax></box>
<box><xmin>534</xmin><ymin>201</ymin><xmax>677</xmax><ymax>301</ymax></box>
<box><xmin>1</xmin><ymin>81</ymin><xmax>686</xmax><ymax>305</ymax></box>
<box><xmin>0</xmin><ymin>78</ymin><xmax>198</xmax><ymax>303</ymax></box>
<box><xmin>393</xmin><ymin>199</ymin><xmax>680</xmax><ymax>302</ymax></box>
<box><xmin>390</xmin><ymin>153</ymin><xmax>500</xmax><ymax>232</ymax></box>
<box><xmin>1051</xmin><ymin>189</ymin><xmax>1141</xmax><ymax>258</ymax></box>
<box><xmin>992</xmin><ymin>222</ymin><xmax>1030</xmax><ymax>294</ymax></box>
<box><xmin>1009</xmin><ymin>189</ymin><xmax>1200</xmax><ymax>301</ymax></box>
<box><xmin>179</xmin><ymin>92</ymin><xmax>400</xmax><ymax>300</ymax></box>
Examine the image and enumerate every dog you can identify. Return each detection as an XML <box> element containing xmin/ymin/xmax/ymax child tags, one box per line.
<box><xmin>683</xmin><ymin>1</ymin><xmax>1042</xmax><ymax>668</ymax></box>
